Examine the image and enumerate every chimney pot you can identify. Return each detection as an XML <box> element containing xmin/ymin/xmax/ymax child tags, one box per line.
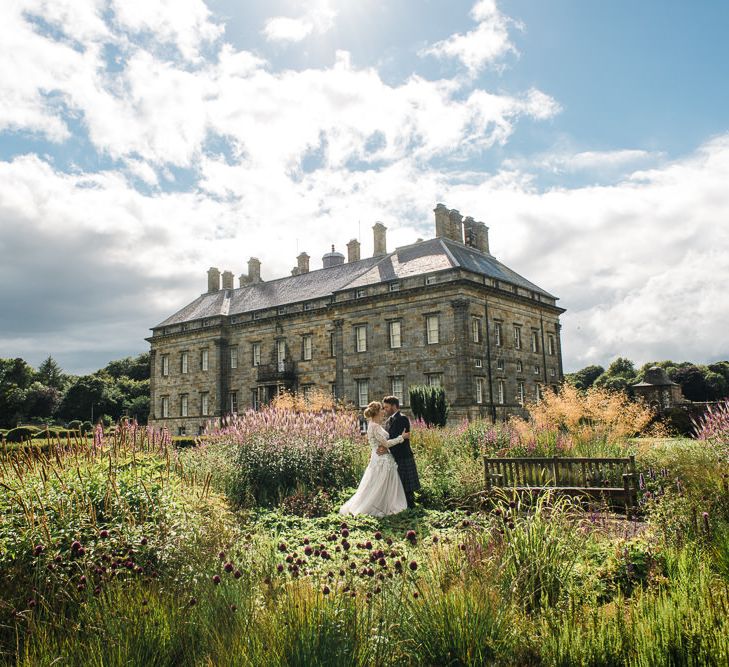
<box><xmin>346</xmin><ymin>238</ymin><xmax>361</xmax><ymax>262</ymax></box>
<box><xmin>207</xmin><ymin>267</ymin><xmax>220</xmax><ymax>293</ymax></box>
<box><xmin>372</xmin><ymin>222</ymin><xmax>387</xmax><ymax>256</ymax></box>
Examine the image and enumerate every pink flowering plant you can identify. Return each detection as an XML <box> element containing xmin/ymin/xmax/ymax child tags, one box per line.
<box><xmin>202</xmin><ymin>406</ymin><xmax>365</xmax><ymax>507</ymax></box>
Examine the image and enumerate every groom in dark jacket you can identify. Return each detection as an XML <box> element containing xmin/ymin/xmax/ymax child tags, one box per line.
<box><xmin>381</xmin><ymin>396</ymin><xmax>420</xmax><ymax>508</ymax></box>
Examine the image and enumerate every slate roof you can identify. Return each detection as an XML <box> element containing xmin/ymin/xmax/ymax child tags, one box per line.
<box><xmin>154</xmin><ymin>237</ymin><xmax>557</xmax><ymax>328</ymax></box>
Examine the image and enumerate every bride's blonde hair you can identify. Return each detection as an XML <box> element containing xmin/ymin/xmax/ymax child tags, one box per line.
<box><xmin>363</xmin><ymin>401</ymin><xmax>382</xmax><ymax>420</ymax></box>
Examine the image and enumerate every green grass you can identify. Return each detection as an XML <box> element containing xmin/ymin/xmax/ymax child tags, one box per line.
<box><xmin>2</xmin><ymin>421</ymin><xmax>729</xmax><ymax>665</ymax></box>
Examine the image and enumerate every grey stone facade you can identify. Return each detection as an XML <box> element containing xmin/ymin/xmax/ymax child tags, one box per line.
<box><xmin>147</xmin><ymin>205</ymin><xmax>565</xmax><ymax>434</ymax></box>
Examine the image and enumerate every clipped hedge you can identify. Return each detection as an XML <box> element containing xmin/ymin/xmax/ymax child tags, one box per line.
<box><xmin>4</xmin><ymin>426</ymin><xmax>39</xmax><ymax>443</ymax></box>
<box><xmin>172</xmin><ymin>435</ymin><xmax>208</xmax><ymax>448</ymax></box>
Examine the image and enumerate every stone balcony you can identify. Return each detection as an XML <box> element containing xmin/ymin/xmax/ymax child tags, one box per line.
<box><xmin>256</xmin><ymin>360</ymin><xmax>297</xmax><ymax>384</ymax></box>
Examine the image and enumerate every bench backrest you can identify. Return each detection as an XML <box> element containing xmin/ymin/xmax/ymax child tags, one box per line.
<box><xmin>484</xmin><ymin>456</ymin><xmax>636</xmax><ymax>489</ymax></box>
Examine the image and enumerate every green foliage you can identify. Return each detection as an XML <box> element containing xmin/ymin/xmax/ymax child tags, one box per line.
<box><xmin>409</xmin><ymin>384</ymin><xmax>449</xmax><ymax>427</ymax></box>
<box><xmin>565</xmin><ymin>364</ymin><xmax>605</xmax><ymax>390</ymax></box>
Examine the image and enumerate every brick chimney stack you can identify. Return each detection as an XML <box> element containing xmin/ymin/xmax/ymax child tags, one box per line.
<box><xmin>248</xmin><ymin>257</ymin><xmax>262</xmax><ymax>284</ymax></box>
<box><xmin>347</xmin><ymin>239</ymin><xmax>361</xmax><ymax>263</ymax></box>
<box><xmin>373</xmin><ymin>222</ymin><xmax>387</xmax><ymax>256</ymax></box>
<box><xmin>207</xmin><ymin>267</ymin><xmax>220</xmax><ymax>293</ymax></box>
<box><xmin>434</xmin><ymin>203</ymin><xmax>450</xmax><ymax>238</ymax></box>
<box><xmin>297</xmin><ymin>252</ymin><xmax>310</xmax><ymax>274</ymax></box>
<box><xmin>221</xmin><ymin>270</ymin><xmax>234</xmax><ymax>290</ymax></box>
<box><xmin>464</xmin><ymin>217</ymin><xmax>490</xmax><ymax>254</ymax></box>
<box><xmin>448</xmin><ymin>209</ymin><xmax>464</xmax><ymax>243</ymax></box>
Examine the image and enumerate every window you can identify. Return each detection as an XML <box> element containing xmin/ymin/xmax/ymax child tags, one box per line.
<box><xmin>356</xmin><ymin>289</ymin><xmax>366</xmax><ymax>299</ymax></box>
<box><xmin>356</xmin><ymin>379</ymin><xmax>369</xmax><ymax>407</ymax></box>
<box><xmin>391</xmin><ymin>376</ymin><xmax>404</xmax><ymax>404</ymax></box>
<box><xmin>200</xmin><ymin>392</ymin><xmax>209</xmax><ymax>416</ymax></box>
<box><xmin>536</xmin><ymin>383</ymin><xmax>542</xmax><ymax>402</ymax></box>
<box><xmin>425</xmin><ymin>275</ymin><xmax>436</xmax><ymax>285</ymax></box>
<box><xmin>330</xmin><ymin>383</ymin><xmax>338</xmax><ymax>399</ymax></box>
<box><xmin>497</xmin><ymin>380</ymin><xmax>505</xmax><ymax>405</ymax></box>
<box><xmin>472</xmin><ymin>317</ymin><xmax>482</xmax><ymax>343</ymax></box>
<box><xmin>496</xmin><ymin>358</ymin><xmax>504</xmax><ymax>371</ymax></box>
<box><xmin>516</xmin><ymin>360</ymin><xmax>523</xmax><ymax>373</ymax></box>
<box><xmin>533</xmin><ymin>365</ymin><xmax>540</xmax><ymax>375</ymax></box>
<box><xmin>253</xmin><ymin>312</ymin><xmax>261</xmax><ymax>320</ymax></box>
<box><xmin>181</xmin><ymin>351</ymin><xmax>189</xmax><ymax>374</ymax></box>
<box><xmin>161</xmin><ymin>396</ymin><xmax>169</xmax><ymax>418</ymax></box>
<box><xmin>330</xmin><ymin>333</ymin><xmax>336</xmax><ymax>358</ymax></box>
<box><xmin>276</xmin><ymin>340</ymin><xmax>286</xmax><ymax>370</ymax></box>
<box><xmin>302</xmin><ymin>335</ymin><xmax>313</xmax><ymax>361</ymax></box>
<box><xmin>475</xmin><ymin>378</ymin><xmax>484</xmax><ymax>404</ymax></box>
<box><xmin>513</xmin><ymin>325</ymin><xmax>522</xmax><ymax>350</ymax></box>
<box><xmin>548</xmin><ymin>334</ymin><xmax>556</xmax><ymax>356</ymax></box>
<box><xmin>531</xmin><ymin>331</ymin><xmax>539</xmax><ymax>354</ymax></box>
<box><xmin>180</xmin><ymin>394</ymin><xmax>188</xmax><ymax>417</ymax></box>
<box><xmin>518</xmin><ymin>381</ymin><xmax>525</xmax><ymax>407</ymax></box>
<box><xmin>494</xmin><ymin>322</ymin><xmax>502</xmax><ymax>347</ymax></box>
<box><xmin>475</xmin><ymin>358</ymin><xmax>483</xmax><ymax>368</ymax></box>
<box><xmin>200</xmin><ymin>349</ymin><xmax>209</xmax><ymax>372</ymax></box>
<box><xmin>178</xmin><ymin>426</ymin><xmax>186</xmax><ymax>436</ymax></box>
<box><xmin>304</xmin><ymin>302</ymin><xmax>312</xmax><ymax>311</ymax></box>
<box><xmin>426</xmin><ymin>315</ymin><xmax>439</xmax><ymax>344</ymax></box>
<box><xmin>230</xmin><ymin>346</ymin><xmax>238</xmax><ymax>369</ymax></box>
<box><xmin>550</xmin><ymin>368</ymin><xmax>556</xmax><ymax>377</ymax></box>
<box><xmin>389</xmin><ymin>321</ymin><xmax>402</xmax><ymax>349</ymax></box>
<box><xmin>389</xmin><ymin>282</ymin><xmax>400</xmax><ymax>292</ymax></box>
<box><xmin>355</xmin><ymin>325</ymin><xmax>367</xmax><ymax>353</ymax></box>
<box><xmin>302</xmin><ymin>385</ymin><xmax>313</xmax><ymax>400</ymax></box>
<box><xmin>229</xmin><ymin>391</ymin><xmax>238</xmax><ymax>415</ymax></box>
<box><xmin>161</xmin><ymin>354</ymin><xmax>169</xmax><ymax>377</ymax></box>
<box><xmin>252</xmin><ymin>342</ymin><xmax>261</xmax><ymax>367</ymax></box>
<box><xmin>426</xmin><ymin>374</ymin><xmax>442</xmax><ymax>388</ymax></box>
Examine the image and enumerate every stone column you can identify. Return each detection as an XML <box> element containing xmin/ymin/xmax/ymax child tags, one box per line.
<box><xmin>148</xmin><ymin>349</ymin><xmax>157</xmax><ymax>422</ymax></box>
<box><xmin>333</xmin><ymin>319</ymin><xmax>345</xmax><ymax>400</ymax></box>
<box><xmin>214</xmin><ymin>338</ymin><xmax>229</xmax><ymax>420</ymax></box>
<box><xmin>450</xmin><ymin>299</ymin><xmax>471</xmax><ymax>406</ymax></box>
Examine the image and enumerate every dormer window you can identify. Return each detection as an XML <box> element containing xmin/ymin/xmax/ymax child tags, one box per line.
<box><xmin>425</xmin><ymin>275</ymin><xmax>436</xmax><ymax>286</ymax></box>
<box><xmin>389</xmin><ymin>282</ymin><xmax>400</xmax><ymax>292</ymax></box>
<box><xmin>278</xmin><ymin>306</ymin><xmax>286</xmax><ymax>315</ymax></box>
<box><xmin>356</xmin><ymin>289</ymin><xmax>366</xmax><ymax>299</ymax></box>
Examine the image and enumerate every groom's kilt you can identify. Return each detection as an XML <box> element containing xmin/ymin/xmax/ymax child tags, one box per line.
<box><xmin>396</xmin><ymin>456</ymin><xmax>420</xmax><ymax>493</ymax></box>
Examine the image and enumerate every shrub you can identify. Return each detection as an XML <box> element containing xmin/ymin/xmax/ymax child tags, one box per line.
<box><xmin>68</xmin><ymin>419</ymin><xmax>82</xmax><ymax>431</ymax></box>
<box><xmin>409</xmin><ymin>385</ymin><xmax>449</xmax><ymax>427</ymax></box>
<box><xmin>200</xmin><ymin>406</ymin><xmax>364</xmax><ymax>507</ymax></box>
<box><xmin>4</xmin><ymin>426</ymin><xmax>38</xmax><ymax>442</ymax></box>
<box><xmin>81</xmin><ymin>421</ymin><xmax>94</xmax><ymax>434</ymax></box>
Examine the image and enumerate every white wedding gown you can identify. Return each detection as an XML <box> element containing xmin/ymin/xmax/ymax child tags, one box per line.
<box><xmin>339</xmin><ymin>421</ymin><xmax>407</xmax><ymax>517</ymax></box>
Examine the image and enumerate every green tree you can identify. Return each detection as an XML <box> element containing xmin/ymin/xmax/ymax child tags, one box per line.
<box><xmin>565</xmin><ymin>365</ymin><xmax>605</xmax><ymax>390</ymax></box>
<box><xmin>25</xmin><ymin>382</ymin><xmax>62</xmax><ymax>421</ymax></box>
<box><xmin>35</xmin><ymin>356</ymin><xmax>67</xmax><ymax>391</ymax></box>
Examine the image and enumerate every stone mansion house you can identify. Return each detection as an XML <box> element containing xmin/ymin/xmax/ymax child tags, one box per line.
<box><xmin>147</xmin><ymin>204</ymin><xmax>565</xmax><ymax>433</ymax></box>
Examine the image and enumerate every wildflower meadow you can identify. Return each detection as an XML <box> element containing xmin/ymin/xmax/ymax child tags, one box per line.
<box><xmin>1</xmin><ymin>390</ymin><xmax>728</xmax><ymax>665</ymax></box>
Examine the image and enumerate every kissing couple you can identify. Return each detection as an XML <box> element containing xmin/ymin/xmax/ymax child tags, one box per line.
<box><xmin>339</xmin><ymin>396</ymin><xmax>421</xmax><ymax>517</ymax></box>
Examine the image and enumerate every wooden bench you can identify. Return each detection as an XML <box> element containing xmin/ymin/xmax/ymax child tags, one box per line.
<box><xmin>483</xmin><ymin>456</ymin><xmax>637</xmax><ymax>515</ymax></box>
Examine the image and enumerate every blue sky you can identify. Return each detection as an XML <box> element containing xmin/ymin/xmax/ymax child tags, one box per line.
<box><xmin>0</xmin><ymin>0</ymin><xmax>728</xmax><ymax>375</ymax></box>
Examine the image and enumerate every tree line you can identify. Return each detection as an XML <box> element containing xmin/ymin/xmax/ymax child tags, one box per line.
<box><xmin>0</xmin><ymin>354</ymin><xmax>150</xmax><ymax>429</ymax></box>
<box><xmin>565</xmin><ymin>358</ymin><xmax>729</xmax><ymax>402</ymax></box>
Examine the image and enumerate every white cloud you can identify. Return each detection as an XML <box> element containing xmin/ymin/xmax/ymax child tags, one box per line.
<box><xmin>421</xmin><ymin>0</ymin><xmax>520</xmax><ymax>75</ymax></box>
<box><xmin>0</xmin><ymin>0</ymin><xmax>726</xmax><ymax>375</ymax></box>
<box><xmin>504</xmin><ymin>148</ymin><xmax>663</xmax><ymax>176</ymax></box>
<box><xmin>262</xmin><ymin>2</ymin><xmax>337</xmax><ymax>44</ymax></box>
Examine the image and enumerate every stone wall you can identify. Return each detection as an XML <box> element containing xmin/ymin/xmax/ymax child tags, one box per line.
<box><xmin>149</xmin><ymin>268</ymin><xmax>563</xmax><ymax>433</ymax></box>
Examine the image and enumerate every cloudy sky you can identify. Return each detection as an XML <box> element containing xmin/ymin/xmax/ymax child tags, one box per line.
<box><xmin>1</xmin><ymin>0</ymin><xmax>728</xmax><ymax>374</ymax></box>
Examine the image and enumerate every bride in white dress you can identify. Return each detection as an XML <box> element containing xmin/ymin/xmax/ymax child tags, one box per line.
<box><xmin>339</xmin><ymin>401</ymin><xmax>409</xmax><ymax>517</ymax></box>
